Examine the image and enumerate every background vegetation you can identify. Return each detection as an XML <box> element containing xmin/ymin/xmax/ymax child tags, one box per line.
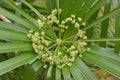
<box><xmin>0</xmin><ymin>0</ymin><xmax>120</xmax><ymax>80</ymax></box>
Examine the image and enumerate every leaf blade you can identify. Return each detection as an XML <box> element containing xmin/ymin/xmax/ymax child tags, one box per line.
<box><xmin>0</xmin><ymin>53</ymin><xmax>36</xmax><ymax>75</ymax></box>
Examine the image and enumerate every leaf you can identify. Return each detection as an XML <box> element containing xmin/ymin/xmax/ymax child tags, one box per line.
<box><xmin>0</xmin><ymin>21</ymin><xmax>28</xmax><ymax>33</ymax></box>
<box><xmin>75</xmin><ymin>58</ymin><xmax>98</xmax><ymax>80</ymax></box>
<box><xmin>113</xmin><ymin>0</ymin><xmax>120</xmax><ymax>53</ymax></box>
<box><xmin>46</xmin><ymin>65</ymin><xmax>53</xmax><ymax>80</ymax></box>
<box><xmin>83</xmin><ymin>51</ymin><xmax>120</xmax><ymax>79</ymax></box>
<box><xmin>69</xmin><ymin>63</ymin><xmax>84</xmax><ymax>80</ymax></box>
<box><xmin>83</xmin><ymin>6</ymin><xmax>120</xmax><ymax>30</ymax></box>
<box><xmin>0</xmin><ymin>29</ymin><xmax>30</xmax><ymax>41</ymax></box>
<box><xmin>83</xmin><ymin>0</ymin><xmax>106</xmax><ymax>21</ymax></box>
<box><xmin>32</xmin><ymin>60</ymin><xmax>43</xmax><ymax>72</ymax></box>
<box><xmin>86</xmin><ymin>38</ymin><xmax>120</xmax><ymax>42</ymax></box>
<box><xmin>62</xmin><ymin>66</ymin><xmax>72</xmax><ymax>80</ymax></box>
<box><xmin>86</xmin><ymin>10</ymin><xmax>99</xmax><ymax>43</ymax></box>
<box><xmin>0</xmin><ymin>7</ymin><xmax>38</xmax><ymax>31</ymax></box>
<box><xmin>0</xmin><ymin>42</ymin><xmax>33</xmax><ymax>53</ymax></box>
<box><xmin>21</xmin><ymin>0</ymin><xmax>44</xmax><ymax>20</ymax></box>
<box><xmin>78</xmin><ymin>0</ymin><xmax>95</xmax><ymax>18</ymax></box>
<box><xmin>55</xmin><ymin>68</ymin><xmax>61</xmax><ymax>80</ymax></box>
<box><xmin>71</xmin><ymin>0</ymin><xmax>84</xmax><ymax>15</ymax></box>
<box><xmin>46</xmin><ymin>0</ymin><xmax>56</xmax><ymax>14</ymax></box>
<box><xmin>0</xmin><ymin>52</ymin><xmax>36</xmax><ymax>75</ymax></box>
<box><xmin>23</xmin><ymin>65</ymin><xmax>35</xmax><ymax>80</ymax></box>
<box><xmin>3</xmin><ymin>0</ymin><xmax>36</xmax><ymax>24</ymax></box>
<box><xmin>100</xmin><ymin>0</ymin><xmax>111</xmax><ymax>47</ymax></box>
<box><xmin>89</xmin><ymin>46</ymin><xmax>120</xmax><ymax>62</ymax></box>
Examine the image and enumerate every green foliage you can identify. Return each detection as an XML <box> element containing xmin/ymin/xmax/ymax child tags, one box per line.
<box><xmin>0</xmin><ymin>0</ymin><xmax>120</xmax><ymax>80</ymax></box>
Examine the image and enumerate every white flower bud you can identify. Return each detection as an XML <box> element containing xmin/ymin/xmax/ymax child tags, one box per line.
<box><xmin>78</xmin><ymin>17</ymin><xmax>82</xmax><ymax>22</ymax></box>
<box><xmin>74</xmin><ymin>22</ymin><xmax>80</xmax><ymax>28</ymax></box>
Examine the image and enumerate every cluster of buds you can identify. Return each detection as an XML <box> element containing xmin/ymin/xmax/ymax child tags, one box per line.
<box><xmin>27</xmin><ymin>9</ymin><xmax>89</xmax><ymax>69</ymax></box>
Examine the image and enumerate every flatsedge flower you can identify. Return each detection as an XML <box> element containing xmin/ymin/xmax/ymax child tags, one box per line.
<box><xmin>27</xmin><ymin>9</ymin><xmax>89</xmax><ymax>69</ymax></box>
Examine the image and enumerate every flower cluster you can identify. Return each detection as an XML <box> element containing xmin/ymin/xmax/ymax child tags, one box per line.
<box><xmin>27</xmin><ymin>9</ymin><xmax>89</xmax><ymax>69</ymax></box>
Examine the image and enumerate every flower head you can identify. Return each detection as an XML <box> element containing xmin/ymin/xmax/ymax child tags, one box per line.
<box><xmin>27</xmin><ymin>9</ymin><xmax>89</xmax><ymax>69</ymax></box>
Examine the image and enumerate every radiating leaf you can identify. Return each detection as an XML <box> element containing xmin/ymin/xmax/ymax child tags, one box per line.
<box><xmin>78</xmin><ymin>0</ymin><xmax>95</xmax><ymax>18</ymax></box>
<box><xmin>0</xmin><ymin>42</ymin><xmax>33</xmax><ymax>53</ymax></box>
<box><xmin>21</xmin><ymin>0</ymin><xmax>44</xmax><ymax>20</ymax></box>
<box><xmin>83</xmin><ymin>51</ymin><xmax>120</xmax><ymax>79</ymax></box>
<box><xmin>0</xmin><ymin>21</ymin><xmax>28</xmax><ymax>33</ymax></box>
<box><xmin>3</xmin><ymin>0</ymin><xmax>36</xmax><ymax>24</ymax></box>
<box><xmin>69</xmin><ymin>63</ymin><xmax>84</xmax><ymax>80</ymax></box>
<box><xmin>113</xmin><ymin>0</ymin><xmax>120</xmax><ymax>53</ymax></box>
<box><xmin>0</xmin><ymin>7</ymin><xmax>38</xmax><ymax>31</ymax></box>
<box><xmin>0</xmin><ymin>53</ymin><xmax>36</xmax><ymax>75</ymax></box>
<box><xmin>83</xmin><ymin>6</ymin><xmax>120</xmax><ymax>30</ymax></box>
<box><xmin>89</xmin><ymin>46</ymin><xmax>120</xmax><ymax>62</ymax></box>
<box><xmin>83</xmin><ymin>0</ymin><xmax>106</xmax><ymax>21</ymax></box>
<box><xmin>75</xmin><ymin>58</ymin><xmax>98</xmax><ymax>80</ymax></box>
<box><xmin>0</xmin><ymin>29</ymin><xmax>30</xmax><ymax>41</ymax></box>
<box><xmin>62</xmin><ymin>66</ymin><xmax>72</xmax><ymax>80</ymax></box>
<box><xmin>46</xmin><ymin>0</ymin><xmax>56</xmax><ymax>14</ymax></box>
<box><xmin>100</xmin><ymin>0</ymin><xmax>111</xmax><ymax>47</ymax></box>
<box><xmin>23</xmin><ymin>65</ymin><xmax>35</xmax><ymax>80</ymax></box>
<box><xmin>55</xmin><ymin>68</ymin><xmax>61</xmax><ymax>80</ymax></box>
<box><xmin>46</xmin><ymin>65</ymin><xmax>53</xmax><ymax>80</ymax></box>
<box><xmin>32</xmin><ymin>60</ymin><xmax>43</xmax><ymax>72</ymax></box>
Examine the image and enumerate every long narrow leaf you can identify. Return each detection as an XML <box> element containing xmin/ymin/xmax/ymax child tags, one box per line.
<box><xmin>62</xmin><ymin>67</ymin><xmax>72</xmax><ymax>80</ymax></box>
<box><xmin>55</xmin><ymin>68</ymin><xmax>61</xmax><ymax>80</ymax></box>
<box><xmin>0</xmin><ymin>53</ymin><xmax>36</xmax><ymax>75</ymax></box>
<box><xmin>83</xmin><ymin>0</ymin><xmax>106</xmax><ymax>21</ymax></box>
<box><xmin>83</xmin><ymin>52</ymin><xmax>120</xmax><ymax>79</ymax></box>
<box><xmin>0</xmin><ymin>42</ymin><xmax>33</xmax><ymax>53</ymax></box>
<box><xmin>0</xmin><ymin>21</ymin><xmax>28</xmax><ymax>33</ymax></box>
<box><xmin>0</xmin><ymin>29</ymin><xmax>30</xmax><ymax>41</ymax></box>
<box><xmin>0</xmin><ymin>7</ymin><xmax>38</xmax><ymax>31</ymax></box>
<box><xmin>69</xmin><ymin>63</ymin><xmax>84</xmax><ymax>80</ymax></box>
<box><xmin>21</xmin><ymin>0</ymin><xmax>43</xmax><ymax>20</ymax></box>
<box><xmin>23</xmin><ymin>65</ymin><xmax>35</xmax><ymax>80</ymax></box>
<box><xmin>113</xmin><ymin>0</ymin><xmax>120</xmax><ymax>53</ymax></box>
<box><xmin>100</xmin><ymin>0</ymin><xmax>111</xmax><ymax>47</ymax></box>
<box><xmin>89</xmin><ymin>46</ymin><xmax>120</xmax><ymax>62</ymax></box>
<box><xmin>3</xmin><ymin>0</ymin><xmax>36</xmax><ymax>24</ymax></box>
<box><xmin>75</xmin><ymin>58</ymin><xmax>98</xmax><ymax>80</ymax></box>
<box><xmin>83</xmin><ymin>6</ymin><xmax>120</xmax><ymax>30</ymax></box>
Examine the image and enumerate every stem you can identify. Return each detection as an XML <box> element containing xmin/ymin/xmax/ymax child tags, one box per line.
<box><xmin>85</xmin><ymin>38</ymin><xmax>120</xmax><ymax>42</ymax></box>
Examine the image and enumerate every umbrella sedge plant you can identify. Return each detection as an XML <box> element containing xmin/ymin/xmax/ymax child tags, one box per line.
<box><xmin>0</xmin><ymin>0</ymin><xmax>120</xmax><ymax>80</ymax></box>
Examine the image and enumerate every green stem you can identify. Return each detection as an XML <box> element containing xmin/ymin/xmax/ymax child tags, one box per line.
<box><xmin>86</xmin><ymin>38</ymin><xmax>120</xmax><ymax>42</ymax></box>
